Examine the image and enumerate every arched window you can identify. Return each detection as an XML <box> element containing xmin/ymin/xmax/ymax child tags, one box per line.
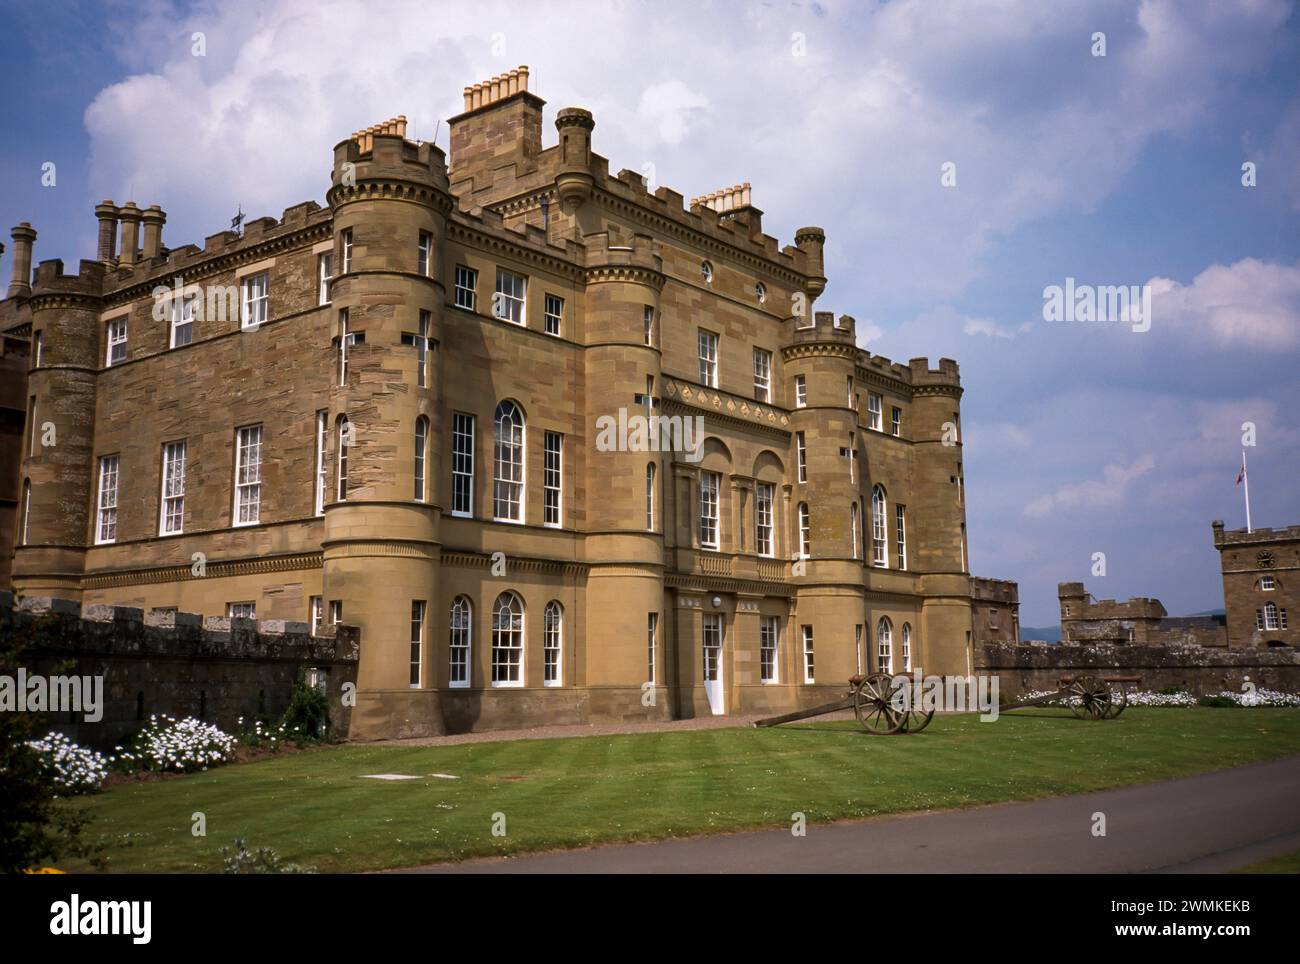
<box><xmin>336</xmin><ymin>416</ymin><xmax>350</xmax><ymax>502</ymax></box>
<box><xmin>544</xmin><ymin>601</ymin><xmax>563</xmax><ymax>687</ymax></box>
<box><xmin>492</xmin><ymin>591</ymin><xmax>524</xmax><ymax>686</ymax></box>
<box><xmin>414</xmin><ymin>416</ymin><xmax>428</xmax><ymax>502</ymax></box>
<box><xmin>449</xmin><ymin>596</ymin><xmax>472</xmax><ymax>688</ymax></box>
<box><xmin>901</xmin><ymin>623</ymin><xmax>912</xmax><ymax>671</ymax></box>
<box><xmin>645</xmin><ymin>462</ymin><xmax>656</xmax><ymax>531</ymax></box>
<box><xmin>850</xmin><ymin>502</ymin><xmax>861</xmax><ymax>560</ymax></box>
<box><xmin>798</xmin><ymin>502</ymin><xmax>811</xmax><ymax>558</ymax></box>
<box><xmin>493</xmin><ymin>401</ymin><xmax>525</xmax><ymax>522</ymax></box>
<box><xmin>871</xmin><ymin>485</ymin><xmax>887</xmax><ymax>567</ymax></box>
<box><xmin>877</xmin><ymin>617</ymin><xmax>893</xmax><ymax>673</ymax></box>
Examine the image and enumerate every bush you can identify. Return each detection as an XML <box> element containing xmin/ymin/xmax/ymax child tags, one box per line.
<box><xmin>114</xmin><ymin>715</ymin><xmax>238</xmax><ymax>773</ymax></box>
<box><xmin>25</xmin><ymin>732</ymin><xmax>110</xmax><ymax>795</ymax></box>
<box><xmin>1197</xmin><ymin>695</ymin><xmax>1239</xmax><ymax>708</ymax></box>
<box><xmin>219</xmin><ymin>837</ymin><xmax>316</xmax><ymax>874</ymax></box>
<box><xmin>281</xmin><ymin>673</ymin><xmax>330</xmax><ymax>740</ymax></box>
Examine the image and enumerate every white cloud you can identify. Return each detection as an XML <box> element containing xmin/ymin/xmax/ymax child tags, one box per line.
<box><xmin>1024</xmin><ymin>454</ymin><xmax>1156</xmax><ymax>518</ymax></box>
<box><xmin>1149</xmin><ymin>258</ymin><xmax>1300</xmax><ymax>350</ymax></box>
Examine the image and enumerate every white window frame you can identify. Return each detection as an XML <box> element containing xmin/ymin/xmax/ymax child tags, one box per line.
<box><xmin>802</xmin><ymin>625</ymin><xmax>815</xmax><ymax>684</ymax></box>
<box><xmin>310</xmin><ymin>596</ymin><xmax>323</xmax><ymax>636</ymax></box>
<box><xmin>233</xmin><ymin>425</ymin><xmax>263</xmax><ymax>526</ymax></box>
<box><xmin>795</xmin><ymin>374</ymin><xmax>806</xmax><ymax>408</ymax></box>
<box><xmin>452</xmin><ymin>413</ymin><xmax>475</xmax><ymax>517</ymax></box>
<box><xmin>877</xmin><ymin>618</ymin><xmax>893</xmax><ymax>673</ymax></box>
<box><xmin>1262</xmin><ymin>575</ymin><xmax>1275</xmax><ymax>591</ymax></box>
<box><xmin>410</xmin><ymin>600</ymin><xmax>426</xmax><ymax>688</ymax></box>
<box><xmin>106</xmin><ymin>318</ymin><xmax>127</xmax><ymax>366</ymax></box>
<box><xmin>753</xmin><ymin>348</ymin><xmax>771</xmax><ymax>402</ymax></box>
<box><xmin>544</xmin><ymin>601</ymin><xmax>563</xmax><ymax>687</ymax></box>
<box><xmin>643</xmin><ymin>305</ymin><xmax>655</xmax><ymax>347</ymax></box>
<box><xmin>417</xmin><ymin>310</ymin><xmax>430</xmax><ymax>388</ymax></box>
<box><xmin>454</xmin><ymin>264</ymin><xmax>477</xmax><ymax>310</ymax></box>
<box><xmin>20</xmin><ymin>480</ymin><xmax>30</xmax><ymax>546</ymax></box>
<box><xmin>414</xmin><ymin>416</ymin><xmax>428</xmax><ymax>502</ymax></box>
<box><xmin>159</xmin><ymin>440</ymin><xmax>186</xmax><ymax>536</ymax></box>
<box><xmin>337</xmin><ymin>309</ymin><xmax>350</xmax><ymax>386</ymax></box>
<box><xmin>896</xmin><ymin>504</ymin><xmax>907</xmax><ymax>570</ymax></box>
<box><xmin>891</xmin><ymin>406</ymin><xmax>901</xmax><ymax>437</ymax></box>
<box><xmin>872</xmin><ymin>485</ymin><xmax>888</xmax><ymax>567</ymax></box>
<box><xmin>543</xmin><ymin>430</ymin><xmax>563</xmax><ymax>527</ymax></box>
<box><xmin>228</xmin><ymin>602</ymin><xmax>257</xmax><ymax>621</ymax></box>
<box><xmin>796</xmin><ymin>431</ymin><xmax>807</xmax><ymax>483</ymax></box>
<box><xmin>544</xmin><ymin>293</ymin><xmax>563</xmax><ymax>337</ymax></box>
<box><xmin>314</xmin><ymin>411</ymin><xmax>327</xmax><ymax>516</ymax></box>
<box><xmin>647</xmin><ymin>612</ymin><xmax>658</xmax><ymax>685</ymax></box>
<box><xmin>336</xmin><ymin>417</ymin><xmax>350</xmax><ymax>503</ymax></box>
<box><xmin>494</xmin><ymin>268</ymin><xmax>527</xmax><ymax>325</ymax></box>
<box><xmin>493</xmin><ymin>401</ymin><xmax>525</xmax><ymax>523</ymax></box>
<box><xmin>645</xmin><ymin>462</ymin><xmax>656</xmax><ymax>531</ymax></box>
<box><xmin>169</xmin><ymin>292</ymin><xmax>196</xmax><ymax>348</ymax></box>
<box><xmin>449</xmin><ymin>596</ymin><xmax>472</xmax><ymax>688</ymax></box>
<box><xmin>901</xmin><ymin>623</ymin><xmax>912</xmax><ymax>671</ymax></box>
<box><xmin>491</xmin><ymin>591</ymin><xmax>525</xmax><ymax>688</ymax></box>
<box><xmin>240</xmin><ymin>272</ymin><xmax>269</xmax><ymax>329</ymax></box>
<box><xmin>799</xmin><ymin>502</ymin><xmax>811</xmax><ymax>557</ymax></box>
<box><xmin>95</xmin><ymin>454</ymin><xmax>119</xmax><ymax>544</ymax></box>
<box><xmin>868</xmin><ymin>393</ymin><xmax>883</xmax><ymax>431</ymax></box>
<box><xmin>417</xmin><ymin>232</ymin><xmax>432</xmax><ymax>277</ymax></box>
<box><xmin>760</xmin><ymin>616</ymin><xmax>779</xmax><ymax>684</ymax></box>
<box><xmin>850</xmin><ymin>502</ymin><xmax>861</xmax><ymax>560</ymax></box>
<box><xmin>756</xmin><ymin>482</ymin><xmax>774</xmax><ymax>557</ymax></box>
<box><xmin>318</xmin><ymin>252</ymin><xmax>333</xmax><ymax>305</ymax></box>
<box><xmin>698</xmin><ymin>329</ymin><xmax>719</xmax><ymax>387</ymax></box>
<box><xmin>699</xmin><ymin>471</ymin><xmax>720</xmax><ymax>549</ymax></box>
<box><xmin>341</xmin><ymin>229</ymin><xmax>353</xmax><ymax>274</ymax></box>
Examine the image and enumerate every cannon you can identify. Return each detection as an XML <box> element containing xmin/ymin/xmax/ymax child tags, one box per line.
<box><xmin>753</xmin><ymin>673</ymin><xmax>1139</xmax><ymax>734</ymax></box>
<box><xmin>753</xmin><ymin>673</ymin><xmax>934</xmax><ymax>735</ymax></box>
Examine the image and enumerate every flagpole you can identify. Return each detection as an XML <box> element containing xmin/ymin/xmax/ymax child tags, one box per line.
<box><xmin>1242</xmin><ymin>448</ymin><xmax>1253</xmax><ymax>534</ymax></box>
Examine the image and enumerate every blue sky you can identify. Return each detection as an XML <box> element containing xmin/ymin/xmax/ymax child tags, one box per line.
<box><xmin>2</xmin><ymin>0</ymin><xmax>1297</xmax><ymax>624</ymax></box>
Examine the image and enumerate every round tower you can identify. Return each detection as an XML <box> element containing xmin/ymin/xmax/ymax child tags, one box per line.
<box><xmin>324</xmin><ymin>118</ymin><xmax>451</xmax><ymax>738</ymax></box>
<box><xmin>581</xmin><ymin>227</ymin><xmax>669</xmax><ymax>719</ymax></box>
<box><xmin>906</xmin><ymin>356</ymin><xmax>971</xmax><ymax>675</ymax></box>
<box><xmin>13</xmin><ymin>254</ymin><xmax>105</xmax><ymax>599</ymax></box>
<box><xmin>781</xmin><ymin>303</ymin><xmax>864</xmax><ymax>691</ymax></box>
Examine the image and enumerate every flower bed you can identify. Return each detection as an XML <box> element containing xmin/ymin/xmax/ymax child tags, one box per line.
<box><xmin>24</xmin><ymin>731</ymin><xmax>111</xmax><ymax>796</ymax></box>
<box><xmin>113</xmin><ymin>714</ymin><xmax>238</xmax><ymax>774</ymax></box>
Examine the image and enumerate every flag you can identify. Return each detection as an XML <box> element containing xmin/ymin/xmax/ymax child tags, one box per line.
<box><xmin>1236</xmin><ymin>463</ymin><xmax>1245</xmax><ymax>485</ymax></box>
<box><xmin>230</xmin><ymin>206</ymin><xmax>244</xmax><ymax>233</ymax></box>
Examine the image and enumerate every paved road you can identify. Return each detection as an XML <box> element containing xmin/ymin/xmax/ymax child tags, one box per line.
<box><xmin>401</xmin><ymin>754</ymin><xmax>1300</xmax><ymax>873</ymax></box>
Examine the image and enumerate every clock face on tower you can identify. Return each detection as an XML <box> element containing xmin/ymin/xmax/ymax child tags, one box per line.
<box><xmin>1257</xmin><ymin>550</ymin><xmax>1275</xmax><ymax>569</ymax></box>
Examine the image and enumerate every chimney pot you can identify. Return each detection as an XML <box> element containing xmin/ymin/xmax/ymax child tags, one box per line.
<box><xmin>94</xmin><ymin>200</ymin><xmax>120</xmax><ymax>264</ymax></box>
<box><xmin>8</xmin><ymin>222</ymin><xmax>37</xmax><ymax>298</ymax></box>
<box><xmin>141</xmin><ymin>204</ymin><xmax>166</xmax><ymax>259</ymax></box>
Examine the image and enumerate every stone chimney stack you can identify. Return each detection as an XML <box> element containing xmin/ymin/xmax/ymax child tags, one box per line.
<box><xmin>141</xmin><ymin>205</ymin><xmax>166</xmax><ymax>259</ymax></box>
<box><xmin>8</xmin><ymin>223</ymin><xmax>36</xmax><ymax>298</ymax></box>
<box><xmin>118</xmin><ymin>202</ymin><xmax>142</xmax><ymax>266</ymax></box>
<box><xmin>449</xmin><ymin>66</ymin><xmax>543</xmax><ymax>179</ymax></box>
<box><xmin>95</xmin><ymin>201</ymin><xmax>120</xmax><ymax>264</ymax></box>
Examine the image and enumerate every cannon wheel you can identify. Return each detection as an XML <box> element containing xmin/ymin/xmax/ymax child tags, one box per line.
<box><xmin>1105</xmin><ymin>681</ymin><xmax>1129</xmax><ymax>719</ymax></box>
<box><xmin>1067</xmin><ymin>676</ymin><xmax>1111</xmax><ymax>720</ymax></box>
<box><xmin>854</xmin><ymin>672</ymin><xmax>907</xmax><ymax>735</ymax></box>
<box><xmin>898</xmin><ymin>678</ymin><xmax>935</xmax><ymax>733</ymax></box>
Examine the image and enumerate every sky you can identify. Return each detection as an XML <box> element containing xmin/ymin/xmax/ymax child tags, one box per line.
<box><xmin>1</xmin><ymin>0</ymin><xmax>1297</xmax><ymax>625</ymax></box>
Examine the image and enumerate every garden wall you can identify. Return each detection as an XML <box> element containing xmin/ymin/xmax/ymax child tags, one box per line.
<box><xmin>979</xmin><ymin>641</ymin><xmax>1300</xmax><ymax>699</ymax></box>
<box><xmin>0</xmin><ymin>591</ymin><xmax>360</xmax><ymax>750</ymax></box>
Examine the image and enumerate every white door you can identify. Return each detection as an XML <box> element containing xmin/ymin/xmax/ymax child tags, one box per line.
<box><xmin>703</xmin><ymin>614</ymin><xmax>725</xmax><ymax>715</ymax></box>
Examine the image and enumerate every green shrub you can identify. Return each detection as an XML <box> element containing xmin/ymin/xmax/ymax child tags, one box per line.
<box><xmin>1159</xmin><ymin>685</ymin><xmax>1187</xmax><ymax>695</ymax></box>
<box><xmin>281</xmin><ymin>672</ymin><xmax>330</xmax><ymax>741</ymax></box>
<box><xmin>1197</xmin><ymin>695</ymin><xmax>1239</xmax><ymax>708</ymax></box>
<box><xmin>219</xmin><ymin>838</ymin><xmax>315</xmax><ymax>874</ymax></box>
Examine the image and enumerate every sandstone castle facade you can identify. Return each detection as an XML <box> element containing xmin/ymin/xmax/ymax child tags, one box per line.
<box><xmin>0</xmin><ymin>68</ymin><xmax>983</xmax><ymax>738</ymax></box>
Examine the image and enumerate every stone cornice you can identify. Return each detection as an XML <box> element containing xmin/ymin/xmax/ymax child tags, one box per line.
<box><xmin>584</xmin><ymin>264</ymin><xmax>666</xmax><ymax>290</ymax></box>
<box><xmin>666</xmin><ymin>572</ymin><xmax>796</xmax><ymax>598</ymax></box>
<box><xmin>441</xmin><ymin>550</ymin><xmax>589</xmax><ymax>576</ymax></box>
<box><xmin>660</xmin><ymin>378</ymin><xmax>791</xmax><ymax>441</ymax></box>
<box><xmin>328</xmin><ymin>178</ymin><xmax>455</xmax><ymax>216</ymax></box>
<box><xmin>80</xmin><ymin>551</ymin><xmax>323</xmax><ymax>590</ymax></box>
<box><xmin>445</xmin><ymin>220</ymin><xmax>583</xmax><ymax>281</ymax></box>
<box><xmin>781</xmin><ymin>342</ymin><xmax>857</xmax><ymax>362</ymax></box>
<box><xmin>911</xmin><ymin>383</ymin><xmax>964</xmax><ymax>399</ymax></box>
<box><xmin>28</xmin><ymin>292</ymin><xmax>102</xmax><ymax>313</ymax></box>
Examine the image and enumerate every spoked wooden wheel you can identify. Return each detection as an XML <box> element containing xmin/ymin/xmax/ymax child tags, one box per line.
<box><xmin>903</xmin><ymin>704</ymin><xmax>936</xmax><ymax>733</ymax></box>
<box><xmin>854</xmin><ymin>672</ymin><xmax>907</xmax><ymax>735</ymax></box>
<box><xmin>1067</xmin><ymin>676</ymin><xmax>1111</xmax><ymax>720</ymax></box>
<box><xmin>1104</xmin><ymin>682</ymin><xmax>1128</xmax><ymax>719</ymax></box>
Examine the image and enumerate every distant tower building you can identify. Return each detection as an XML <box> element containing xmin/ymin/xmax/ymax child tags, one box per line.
<box><xmin>1213</xmin><ymin>520</ymin><xmax>1299</xmax><ymax>649</ymax></box>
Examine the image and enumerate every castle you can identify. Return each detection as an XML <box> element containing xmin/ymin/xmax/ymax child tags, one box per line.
<box><xmin>0</xmin><ymin>67</ymin><xmax>988</xmax><ymax>738</ymax></box>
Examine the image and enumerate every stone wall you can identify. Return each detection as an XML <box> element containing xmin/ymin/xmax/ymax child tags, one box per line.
<box><xmin>1</xmin><ymin>591</ymin><xmax>359</xmax><ymax>749</ymax></box>
<box><xmin>979</xmin><ymin>640</ymin><xmax>1300</xmax><ymax>699</ymax></box>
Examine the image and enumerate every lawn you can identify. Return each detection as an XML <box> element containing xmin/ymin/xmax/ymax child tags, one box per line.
<box><xmin>59</xmin><ymin>707</ymin><xmax>1300</xmax><ymax>873</ymax></box>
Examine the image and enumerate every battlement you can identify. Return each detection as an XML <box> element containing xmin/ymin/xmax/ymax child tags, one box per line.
<box><xmin>908</xmin><ymin>356</ymin><xmax>962</xmax><ymax>388</ymax></box>
<box><xmin>788</xmin><ymin>310</ymin><xmax>856</xmax><ymax>345</ymax></box>
<box><xmin>7</xmin><ymin>592</ymin><xmax>359</xmax><ymax>661</ymax></box>
<box><xmin>1212</xmin><ymin>519</ymin><xmax>1300</xmax><ymax>548</ymax></box>
<box><xmin>971</xmin><ymin>576</ymin><xmax>1019</xmax><ymax>603</ymax></box>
